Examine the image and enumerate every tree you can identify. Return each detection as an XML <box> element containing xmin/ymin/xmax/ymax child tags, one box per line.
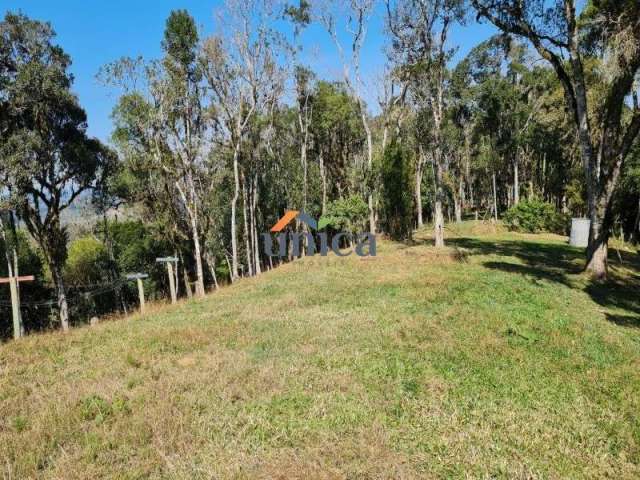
<box><xmin>0</xmin><ymin>13</ymin><xmax>116</xmax><ymax>330</ymax></box>
<box><xmin>318</xmin><ymin>0</ymin><xmax>377</xmax><ymax>235</ymax></box>
<box><xmin>201</xmin><ymin>0</ymin><xmax>285</xmax><ymax>281</ymax></box>
<box><xmin>471</xmin><ymin>0</ymin><xmax>640</xmax><ymax>278</ymax></box>
<box><xmin>310</xmin><ymin>81</ymin><xmax>366</xmax><ymax>209</ymax></box>
<box><xmin>381</xmin><ymin>141</ymin><xmax>414</xmax><ymax>239</ymax></box>
<box><xmin>386</xmin><ymin>0</ymin><xmax>467</xmax><ymax>247</ymax></box>
<box><xmin>285</xmin><ymin>1</ymin><xmax>313</xmax><ymax>215</ymax></box>
<box><xmin>159</xmin><ymin>10</ymin><xmax>207</xmax><ymax>297</ymax></box>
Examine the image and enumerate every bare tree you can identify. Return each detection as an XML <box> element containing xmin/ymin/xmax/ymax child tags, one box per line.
<box><xmin>318</xmin><ymin>0</ymin><xmax>377</xmax><ymax>234</ymax></box>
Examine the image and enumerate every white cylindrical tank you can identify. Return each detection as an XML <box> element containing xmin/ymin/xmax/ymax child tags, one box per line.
<box><xmin>570</xmin><ymin>218</ymin><xmax>590</xmax><ymax>247</ymax></box>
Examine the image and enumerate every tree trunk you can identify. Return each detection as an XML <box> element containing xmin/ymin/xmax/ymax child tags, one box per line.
<box><xmin>492</xmin><ymin>172</ymin><xmax>498</xmax><ymax>222</ymax></box>
<box><xmin>586</xmin><ymin>203</ymin><xmax>610</xmax><ymax>279</ymax></box>
<box><xmin>513</xmin><ymin>151</ymin><xmax>520</xmax><ymax>205</ymax></box>
<box><xmin>358</xmin><ymin>99</ymin><xmax>376</xmax><ymax>236</ymax></box>
<box><xmin>179</xmin><ymin>251</ymin><xmax>193</xmax><ymax>299</ymax></box>
<box><xmin>50</xmin><ymin>263</ymin><xmax>70</xmax><ymax>331</ymax></box>
<box><xmin>0</xmin><ymin>214</ymin><xmax>23</xmax><ymax>338</ymax></box>
<box><xmin>190</xmin><ymin>217</ymin><xmax>205</xmax><ymax>297</ymax></box>
<box><xmin>319</xmin><ymin>152</ymin><xmax>328</xmax><ymax>215</ymax></box>
<box><xmin>416</xmin><ymin>147</ymin><xmax>424</xmax><ymax>227</ymax></box>
<box><xmin>242</xmin><ymin>175</ymin><xmax>253</xmax><ymax>277</ymax></box>
<box><xmin>251</xmin><ymin>174</ymin><xmax>261</xmax><ymax>275</ymax></box>
<box><xmin>173</xmin><ymin>250</ymin><xmax>180</xmax><ymax>297</ymax></box>
<box><xmin>230</xmin><ymin>146</ymin><xmax>241</xmax><ymax>282</ymax></box>
<box><xmin>434</xmin><ymin>161</ymin><xmax>445</xmax><ymax>247</ymax></box>
<box><xmin>415</xmin><ymin>168</ymin><xmax>423</xmax><ymax>228</ymax></box>
<box><xmin>454</xmin><ymin>177</ymin><xmax>463</xmax><ymax>223</ymax></box>
<box><xmin>224</xmin><ymin>253</ymin><xmax>232</xmax><ymax>284</ymax></box>
<box><xmin>541</xmin><ymin>152</ymin><xmax>547</xmax><ymax>200</ymax></box>
<box><xmin>586</xmin><ymin>233</ymin><xmax>608</xmax><ymax>279</ymax></box>
<box><xmin>301</xmin><ymin>121</ymin><xmax>308</xmax><ymax>213</ymax></box>
<box><xmin>205</xmin><ymin>251</ymin><xmax>219</xmax><ymax>291</ymax></box>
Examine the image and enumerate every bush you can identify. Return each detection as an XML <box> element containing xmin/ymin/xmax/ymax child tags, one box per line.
<box><xmin>64</xmin><ymin>236</ymin><xmax>110</xmax><ymax>287</ymax></box>
<box><xmin>324</xmin><ymin>195</ymin><xmax>369</xmax><ymax>235</ymax></box>
<box><xmin>503</xmin><ymin>200</ymin><xmax>569</xmax><ymax>234</ymax></box>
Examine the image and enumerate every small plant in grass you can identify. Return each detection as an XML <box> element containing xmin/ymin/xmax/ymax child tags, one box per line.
<box><xmin>125</xmin><ymin>353</ymin><xmax>142</xmax><ymax>368</ymax></box>
<box><xmin>79</xmin><ymin>395</ymin><xmax>112</xmax><ymax>424</ymax></box>
<box><xmin>11</xmin><ymin>416</ymin><xmax>28</xmax><ymax>432</ymax></box>
<box><xmin>503</xmin><ymin>200</ymin><xmax>569</xmax><ymax>234</ymax></box>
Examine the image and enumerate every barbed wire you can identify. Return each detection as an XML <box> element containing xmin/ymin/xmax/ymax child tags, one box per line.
<box><xmin>0</xmin><ymin>277</ymin><xmax>133</xmax><ymax>309</ymax></box>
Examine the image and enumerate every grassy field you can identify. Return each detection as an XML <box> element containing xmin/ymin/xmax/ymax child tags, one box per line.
<box><xmin>1</xmin><ymin>222</ymin><xmax>640</xmax><ymax>479</ymax></box>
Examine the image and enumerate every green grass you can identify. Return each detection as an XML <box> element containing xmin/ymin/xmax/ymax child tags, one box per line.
<box><xmin>1</xmin><ymin>222</ymin><xmax>640</xmax><ymax>478</ymax></box>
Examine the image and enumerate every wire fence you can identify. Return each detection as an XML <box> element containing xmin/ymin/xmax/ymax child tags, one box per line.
<box><xmin>0</xmin><ymin>277</ymin><xmax>131</xmax><ymax>309</ymax></box>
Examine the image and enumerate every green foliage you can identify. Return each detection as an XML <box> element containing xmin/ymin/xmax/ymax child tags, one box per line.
<box><xmin>64</xmin><ymin>237</ymin><xmax>109</xmax><ymax>287</ymax></box>
<box><xmin>503</xmin><ymin>200</ymin><xmax>569</xmax><ymax>234</ymax></box>
<box><xmin>0</xmin><ymin>228</ymin><xmax>48</xmax><ymax>338</ymax></box>
<box><xmin>162</xmin><ymin>10</ymin><xmax>198</xmax><ymax>71</ymax></box>
<box><xmin>323</xmin><ymin>195</ymin><xmax>369</xmax><ymax>235</ymax></box>
<box><xmin>380</xmin><ymin>142</ymin><xmax>414</xmax><ymax>240</ymax></box>
<box><xmin>0</xmin><ymin>229</ymin><xmax>42</xmax><ymax>279</ymax></box>
<box><xmin>284</xmin><ymin>0</ymin><xmax>311</xmax><ymax>31</ymax></box>
<box><xmin>79</xmin><ymin>395</ymin><xmax>112</xmax><ymax>424</ymax></box>
<box><xmin>10</xmin><ymin>416</ymin><xmax>28</xmax><ymax>432</ymax></box>
<box><xmin>0</xmin><ymin>12</ymin><xmax>116</xmax><ymax>329</ymax></box>
<box><xmin>310</xmin><ymin>81</ymin><xmax>365</xmax><ymax>196</ymax></box>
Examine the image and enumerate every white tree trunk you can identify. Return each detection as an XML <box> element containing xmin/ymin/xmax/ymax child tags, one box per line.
<box><xmin>434</xmin><ymin>160</ymin><xmax>445</xmax><ymax>247</ymax></box>
<box><xmin>190</xmin><ymin>216</ymin><xmax>205</xmax><ymax>297</ymax></box>
<box><xmin>230</xmin><ymin>146</ymin><xmax>241</xmax><ymax>282</ymax></box>
<box><xmin>415</xmin><ymin>147</ymin><xmax>424</xmax><ymax>228</ymax></box>
<box><xmin>242</xmin><ymin>176</ymin><xmax>253</xmax><ymax>277</ymax></box>
<box><xmin>251</xmin><ymin>175</ymin><xmax>261</xmax><ymax>275</ymax></box>
<box><xmin>513</xmin><ymin>151</ymin><xmax>520</xmax><ymax>205</ymax></box>
<box><xmin>51</xmin><ymin>264</ymin><xmax>70</xmax><ymax>331</ymax></box>
<box><xmin>319</xmin><ymin>153</ymin><xmax>328</xmax><ymax>215</ymax></box>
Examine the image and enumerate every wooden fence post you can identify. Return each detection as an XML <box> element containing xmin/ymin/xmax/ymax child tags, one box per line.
<box><xmin>0</xmin><ymin>275</ymin><xmax>34</xmax><ymax>339</ymax></box>
<box><xmin>126</xmin><ymin>274</ymin><xmax>149</xmax><ymax>314</ymax></box>
<box><xmin>156</xmin><ymin>257</ymin><xmax>178</xmax><ymax>304</ymax></box>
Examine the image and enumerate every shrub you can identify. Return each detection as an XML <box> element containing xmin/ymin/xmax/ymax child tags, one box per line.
<box><xmin>324</xmin><ymin>195</ymin><xmax>369</xmax><ymax>235</ymax></box>
<box><xmin>64</xmin><ymin>236</ymin><xmax>109</xmax><ymax>287</ymax></box>
<box><xmin>503</xmin><ymin>200</ymin><xmax>569</xmax><ymax>234</ymax></box>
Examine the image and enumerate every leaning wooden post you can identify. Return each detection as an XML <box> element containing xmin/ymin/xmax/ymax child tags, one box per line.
<box><xmin>0</xmin><ymin>275</ymin><xmax>34</xmax><ymax>339</ymax></box>
<box><xmin>126</xmin><ymin>273</ymin><xmax>148</xmax><ymax>314</ymax></box>
<box><xmin>156</xmin><ymin>257</ymin><xmax>178</xmax><ymax>304</ymax></box>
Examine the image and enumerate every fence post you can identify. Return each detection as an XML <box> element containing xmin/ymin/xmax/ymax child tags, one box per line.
<box><xmin>156</xmin><ymin>257</ymin><xmax>178</xmax><ymax>304</ymax></box>
<box><xmin>0</xmin><ymin>275</ymin><xmax>34</xmax><ymax>339</ymax></box>
<box><xmin>126</xmin><ymin>274</ymin><xmax>149</xmax><ymax>314</ymax></box>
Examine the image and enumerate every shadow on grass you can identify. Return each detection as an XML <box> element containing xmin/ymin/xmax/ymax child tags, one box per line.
<box><xmin>449</xmin><ymin>237</ymin><xmax>585</xmax><ymax>273</ymax></box>
<box><xmin>420</xmin><ymin>236</ymin><xmax>640</xmax><ymax>329</ymax></box>
<box><xmin>482</xmin><ymin>261</ymin><xmax>573</xmax><ymax>288</ymax></box>
<box><xmin>605</xmin><ymin>314</ymin><xmax>640</xmax><ymax>328</ymax></box>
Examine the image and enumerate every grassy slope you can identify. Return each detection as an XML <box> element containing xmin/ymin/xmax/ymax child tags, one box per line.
<box><xmin>1</xmin><ymin>223</ymin><xmax>640</xmax><ymax>479</ymax></box>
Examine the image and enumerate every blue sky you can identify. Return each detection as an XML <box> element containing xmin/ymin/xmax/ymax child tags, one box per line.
<box><xmin>3</xmin><ymin>1</ymin><xmax>497</xmax><ymax>143</ymax></box>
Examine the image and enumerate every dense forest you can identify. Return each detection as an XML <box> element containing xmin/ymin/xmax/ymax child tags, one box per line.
<box><xmin>1</xmin><ymin>0</ymin><xmax>640</xmax><ymax>339</ymax></box>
